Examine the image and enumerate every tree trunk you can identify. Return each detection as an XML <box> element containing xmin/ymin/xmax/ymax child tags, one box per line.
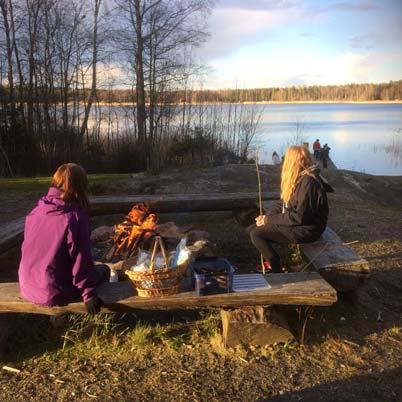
<box><xmin>79</xmin><ymin>0</ymin><xmax>101</xmax><ymax>142</ymax></box>
<box><xmin>134</xmin><ymin>0</ymin><xmax>147</xmax><ymax>168</ymax></box>
<box><xmin>0</xmin><ymin>0</ymin><xmax>15</xmax><ymax>176</ymax></box>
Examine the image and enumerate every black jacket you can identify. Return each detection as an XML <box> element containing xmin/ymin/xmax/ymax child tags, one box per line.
<box><xmin>268</xmin><ymin>171</ymin><xmax>334</xmax><ymax>243</ymax></box>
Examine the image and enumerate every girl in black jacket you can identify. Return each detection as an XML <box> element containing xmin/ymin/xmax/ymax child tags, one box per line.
<box><xmin>249</xmin><ymin>145</ymin><xmax>334</xmax><ymax>273</ymax></box>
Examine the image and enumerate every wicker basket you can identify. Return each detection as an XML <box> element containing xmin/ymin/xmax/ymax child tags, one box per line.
<box><xmin>125</xmin><ymin>236</ymin><xmax>188</xmax><ymax>297</ymax></box>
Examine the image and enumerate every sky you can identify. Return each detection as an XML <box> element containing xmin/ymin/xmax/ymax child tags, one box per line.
<box><xmin>195</xmin><ymin>0</ymin><xmax>402</xmax><ymax>89</ymax></box>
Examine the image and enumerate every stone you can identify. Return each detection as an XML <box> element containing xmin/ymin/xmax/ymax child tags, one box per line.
<box><xmin>91</xmin><ymin>226</ymin><xmax>114</xmax><ymax>242</ymax></box>
<box><xmin>220</xmin><ymin>306</ymin><xmax>294</xmax><ymax>347</ymax></box>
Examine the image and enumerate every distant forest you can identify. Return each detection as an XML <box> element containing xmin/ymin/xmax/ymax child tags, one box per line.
<box><xmin>91</xmin><ymin>80</ymin><xmax>402</xmax><ymax>104</ymax></box>
<box><xmin>2</xmin><ymin>80</ymin><xmax>401</xmax><ymax>105</ymax></box>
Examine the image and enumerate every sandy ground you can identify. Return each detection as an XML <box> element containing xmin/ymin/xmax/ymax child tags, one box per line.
<box><xmin>0</xmin><ymin>164</ymin><xmax>401</xmax><ymax>401</ymax></box>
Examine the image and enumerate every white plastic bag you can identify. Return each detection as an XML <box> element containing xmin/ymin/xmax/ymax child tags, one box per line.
<box><xmin>170</xmin><ymin>237</ymin><xmax>191</xmax><ymax>268</ymax></box>
<box><xmin>109</xmin><ymin>269</ymin><xmax>118</xmax><ymax>283</ymax></box>
<box><xmin>130</xmin><ymin>249</ymin><xmax>151</xmax><ymax>271</ymax></box>
<box><xmin>130</xmin><ymin>248</ymin><xmax>167</xmax><ymax>271</ymax></box>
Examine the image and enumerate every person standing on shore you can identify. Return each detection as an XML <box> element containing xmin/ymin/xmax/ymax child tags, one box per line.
<box><xmin>272</xmin><ymin>151</ymin><xmax>281</xmax><ymax>165</ymax></box>
<box><xmin>313</xmin><ymin>139</ymin><xmax>321</xmax><ymax>159</ymax></box>
<box><xmin>321</xmin><ymin>144</ymin><xmax>331</xmax><ymax>168</ymax></box>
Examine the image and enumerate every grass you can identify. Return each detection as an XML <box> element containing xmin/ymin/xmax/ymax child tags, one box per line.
<box><xmin>1</xmin><ymin>310</ymin><xmax>224</xmax><ymax>365</ymax></box>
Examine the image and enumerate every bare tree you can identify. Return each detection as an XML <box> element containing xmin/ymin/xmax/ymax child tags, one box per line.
<box><xmin>117</xmin><ymin>0</ymin><xmax>212</xmax><ymax>169</ymax></box>
<box><xmin>79</xmin><ymin>0</ymin><xmax>101</xmax><ymax>140</ymax></box>
<box><xmin>0</xmin><ymin>0</ymin><xmax>15</xmax><ymax>175</ymax></box>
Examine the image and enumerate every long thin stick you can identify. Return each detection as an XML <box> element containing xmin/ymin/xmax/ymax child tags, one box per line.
<box><xmin>255</xmin><ymin>149</ymin><xmax>265</xmax><ymax>274</ymax></box>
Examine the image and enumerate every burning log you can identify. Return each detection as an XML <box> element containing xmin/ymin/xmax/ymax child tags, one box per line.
<box><xmin>101</xmin><ymin>203</ymin><xmax>214</xmax><ymax>263</ymax></box>
<box><xmin>109</xmin><ymin>203</ymin><xmax>158</xmax><ymax>260</ymax></box>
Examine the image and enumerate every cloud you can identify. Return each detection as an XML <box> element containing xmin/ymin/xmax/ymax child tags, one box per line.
<box><xmin>323</xmin><ymin>0</ymin><xmax>376</xmax><ymax>12</ymax></box>
<box><xmin>217</xmin><ymin>0</ymin><xmax>296</xmax><ymax>11</ymax></box>
<box><xmin>348</xmin><ymin>23</ymin><xmax>402</xmax><ymax>51</ymax></box>
<box><xmin>81</xmin><ymin>63</ymin><xmax>129</xmax><ymax>88</ymax></box>
<box><xmin>203</xmin><ymin>50</ymin><xmax>402</xmax><ymax>89</ymax></box>
<box><xmin>196</xmin><ymin>0</ymin><xmax>402</xmax><ymax>88</ymax></box>
<box><xmin>197</xmin><ymin>3</ymin><xmax>305</xmax><ymax>61</ymax></box>
<box><xmin>199</xmin><ymin>1</ymin><xmax>380</xmax><ymax>63</ymax></box>
<box><xmin>349</xmin><ymin>34</ymin><xmax>375</xmax><ymax>49</ymax></box>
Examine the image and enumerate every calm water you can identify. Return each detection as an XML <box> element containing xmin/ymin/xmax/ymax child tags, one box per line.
<box><xmin>90</xmin><ymin>103</ymin><xmax>402</xmax><ymax>176</ymax></box>
<box><xmin>252</xmin><ymin>103</ymin><xmax>402</xmax><ymax>176</ymax></box>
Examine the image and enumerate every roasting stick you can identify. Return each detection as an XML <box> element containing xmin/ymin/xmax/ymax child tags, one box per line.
<box><xmin>255</xmin><ymin>149</ymin><xmax>265</xmax><ymax>275</ymax></box>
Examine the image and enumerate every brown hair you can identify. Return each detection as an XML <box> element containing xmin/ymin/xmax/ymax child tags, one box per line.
<box><xmin>51</xmin><ymin>163</ymin><xmax>89</xmax><ymax>210</ymax></box>
<box><xmin>280</xmin><ymin>146</ymin><xmax>313</xmax><ymax>204</ymax></box>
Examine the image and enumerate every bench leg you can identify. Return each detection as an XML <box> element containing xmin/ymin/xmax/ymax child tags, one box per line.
<box><xmin>0</xmin><ymin>314</ymin><xmax>18</xmax><ymax>358</ymax></box>
<box><xmin>220</xmin><ymin>306</ymin><xmax>294</xmax><ymax>348</ymax></box>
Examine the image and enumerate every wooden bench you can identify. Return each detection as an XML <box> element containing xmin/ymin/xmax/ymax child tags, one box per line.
<box><xmin>0</xmin><ymin>273</ymin><xmax>337</xmax><ymax>347</ymax></box>
<box><xmin>0</xmin><ymin>192</ymin><xmax>279</xmax><ymax>255</ymax></box>
<box><xmin>299</xmin><ymin>227</ymin><xmax>370</xmax><ymax>294</ymax></box>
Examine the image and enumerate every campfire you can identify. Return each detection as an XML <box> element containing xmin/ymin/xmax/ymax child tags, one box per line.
<box><xmin>107</xmin><ymin>203</ymin><xmax>158</xmax><ymax>260</ymax></box>
<box><xmin>89</xmin><ymin>203</ymin><xmax>218</xmax><ymax>296</ymax></box>
<box><xmin>96</xmin><ymin>202</ymin><xmax>214</xmax><ymax>265</ymax></box>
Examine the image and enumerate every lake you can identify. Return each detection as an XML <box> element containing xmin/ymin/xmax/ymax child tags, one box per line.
<box><xmin>252</xmin><ymin>103</ymin><xmax>402</xmax><ymax>176</ymax></box>
<box><xmin>89</xmin><ymin>102</ymin><xmax>402</xmax><ymax>176</ymax></box>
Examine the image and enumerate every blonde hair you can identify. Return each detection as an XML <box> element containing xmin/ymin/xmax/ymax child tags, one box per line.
<box><xmin>51</xmin><ymin>163</ymin><xmax>89</xmax><ymax>210</ymax></box>
<box><xmin>280</xmin><ymin>146</ymin><xmax>313</xmax><ymax>204</ymax></box>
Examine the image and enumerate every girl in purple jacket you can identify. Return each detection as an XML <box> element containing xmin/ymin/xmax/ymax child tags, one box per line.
<box><xmin>18</xmin><ymin>163</ymin><xmax>106</xmax><ymax>314</ymax></box>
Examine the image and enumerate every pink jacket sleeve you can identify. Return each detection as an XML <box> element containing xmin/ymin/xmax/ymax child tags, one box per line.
<box><xmin>67</xmin><ymin>211</ymin><xmax>97</xmax><ymax>302</ymax></box>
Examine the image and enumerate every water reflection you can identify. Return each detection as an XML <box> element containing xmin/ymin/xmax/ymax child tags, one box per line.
<box><xmin>254</xmin><ymin>104</ymin><xmax>402</xmax><ymax>176</ymax></box>
<box><xmin>382</xmin><ymin>132</ymin><xmax>402</xmax><ymax>165</ymax></box>
<box><xmin>333</xmin><ymin>130</ymin><xmax>349</xmax><ymax>143</ymax></box>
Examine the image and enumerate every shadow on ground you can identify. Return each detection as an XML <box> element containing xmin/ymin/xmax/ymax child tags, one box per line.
<box><xmin>264</xmin><ymin>366</ymin><xmax>402</xmax><ymax>402</ymax></box>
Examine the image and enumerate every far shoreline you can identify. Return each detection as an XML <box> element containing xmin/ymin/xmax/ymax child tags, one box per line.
<box><xmin>73</xmin><ymin>100</ymin><xmax>402</xmax><ymax>107</ymax></box>
<box><xmin>240</xmin><ymin>100</ymin><xmax>402</xmax><ymax>105</ymax></box>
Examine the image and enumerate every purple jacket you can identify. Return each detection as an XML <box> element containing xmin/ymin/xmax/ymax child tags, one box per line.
<box><xmin>18</xmin><ymin>187</ymin><xmax>97</xmax><ymax>306</ymax></box>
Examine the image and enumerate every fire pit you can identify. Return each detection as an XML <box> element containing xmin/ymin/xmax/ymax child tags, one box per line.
<box><xmin>92</xmin><ymin>203</ymin><xmax>213</xmax><ymax>297</ymax></box>
<box><xmin>106</xmin><ymin>203</ymin><xmax>158</xmax><ymax>260</ymax></box>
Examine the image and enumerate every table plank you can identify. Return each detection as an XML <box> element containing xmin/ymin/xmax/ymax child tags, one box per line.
<box><xmin>0</xmin><ymin>273</ymin><xmax>337</xmax><ymax>315</ymax></box>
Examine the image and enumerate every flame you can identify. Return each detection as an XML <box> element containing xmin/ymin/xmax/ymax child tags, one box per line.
<box><xmin>111</xmin><ymin>203</ymin><xmax>158</xmax><ymax>257</ymax></box>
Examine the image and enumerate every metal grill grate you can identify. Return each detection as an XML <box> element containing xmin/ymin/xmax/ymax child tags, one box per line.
<box><xmin>232</xmin><ymin>274</ymin><xmax>270</xmax><ymax>292</ymax></box>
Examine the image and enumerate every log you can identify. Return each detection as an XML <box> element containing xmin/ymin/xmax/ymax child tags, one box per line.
<box><xmin>299</xmin><ymin>227</ymin><xmax>370</xmax><ymax>292</ymax></box>
<box><xmin>221</xmin><ymin>306</ymin><xmax>294</xmax><ymax>347</ymax></box>
<box><xmin>89</xmin><ymin>192</ymin><xmax>280</xmax><ymax>216</ymax></box>
<box><xmin>0</xmin><ymin>217</ymin><xmax>24</xmax><ymax>255</ymax></box>
<box><xmin>0</xmin><ymin>192</ymin><xmax>279</xmax><ymax>255</ymax></box>
<box><xmin>0</xmin><ymin>272</ymin><xmax>337</xmax><ymax>315</ymax></box>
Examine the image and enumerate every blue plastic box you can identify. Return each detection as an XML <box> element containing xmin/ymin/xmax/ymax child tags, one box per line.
<box><xmin>190</xmin><ymin>257</ymin><xmax>235</xmax><ymax>295</ymax></box>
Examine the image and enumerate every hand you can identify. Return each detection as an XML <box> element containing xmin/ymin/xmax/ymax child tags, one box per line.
<box><xmin>255</xmin><ymin>215</ymin><xmax>268</xmax><ymax>227</ymax></box>
<box><xmin>85</xmin><ymin>296</ymin><xmax>104</xmax><ymax>315</ymax></box>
